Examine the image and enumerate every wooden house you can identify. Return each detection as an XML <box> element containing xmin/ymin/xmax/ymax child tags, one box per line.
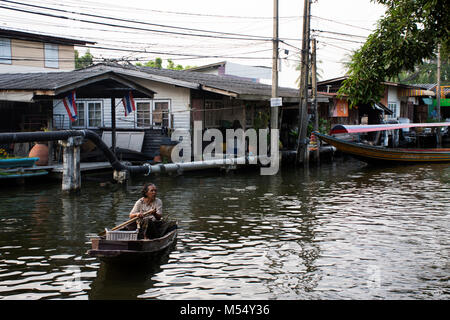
<box><xmin>317</xmin><ymin>76</ymin><xmax>436</xmax><ymax>127</ymax></box>
<box><xmin>0</xmin><ymin>27</ymin><xmax>94</xmax><ymax>73</ymax></box>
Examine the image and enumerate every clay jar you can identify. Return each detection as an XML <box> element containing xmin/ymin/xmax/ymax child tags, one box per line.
<box><xmin>159</xmin><ymin>145</ymin><xmax>175</xmax><ymax>162</ymax></box>
<box><xmin>28</xmin><ymin>143</ymin><xmax>49</xmax><ymax>166</ymax></box>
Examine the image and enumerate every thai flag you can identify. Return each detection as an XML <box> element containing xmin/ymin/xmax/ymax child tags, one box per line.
<box><xmin>63</xmin><ymin>90</ymin><xmax>77</xmax><ymax>122</ymax></box>
<box><xmin>122</xmin><ymin>91</ymin><xmax>136</xmax><ymax>116</ymax></box>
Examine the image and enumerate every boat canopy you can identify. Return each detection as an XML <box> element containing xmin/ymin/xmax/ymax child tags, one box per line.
<box><xmin>330</xmin><ymin>122</ymin><xmax>450</xmax><ymax>134</ymax></box>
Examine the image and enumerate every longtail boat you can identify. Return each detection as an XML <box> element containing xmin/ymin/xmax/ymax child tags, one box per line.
<box><xmin>87</xmin><ymin>222</ymin><xmax>178</xmax><ymax>263</ymax></box>
<box><xmin>314</xmin><ymin>122</ymin><xmax>450</xmax><ymax>163</ymax></box>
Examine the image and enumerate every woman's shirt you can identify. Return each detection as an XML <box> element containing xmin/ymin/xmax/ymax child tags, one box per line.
<box><xmin>130</xmin><ymin>197</ymin><xmax>163</xmax><ymax>221</ymax></box>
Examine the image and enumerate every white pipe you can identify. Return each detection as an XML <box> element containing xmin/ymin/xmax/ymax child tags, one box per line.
<box><xmin>143</xmin><ymin>155</ymin><xmax>259</xmax><ymax>175</ymax></box>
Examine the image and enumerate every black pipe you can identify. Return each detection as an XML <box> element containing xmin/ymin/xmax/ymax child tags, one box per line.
<box><xmin>0</xmin><ymin>130</ymin><xmax>150</xmax><ymax>174</ymax></box>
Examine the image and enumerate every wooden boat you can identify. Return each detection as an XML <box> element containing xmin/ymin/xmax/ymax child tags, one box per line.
<box><xmin>314</xmin><ymin>131</ymin><xmax>450</xmax><ymax>163</ymax></box>
<box><xmin>0</xmin><ymin>157</ymin><xmax>39</xmax><ymax>168</ymax></box>
<box><xmin>87</xmin><ymin>224</ymin><xmax>178</xmax><ymax>263</ymax></box>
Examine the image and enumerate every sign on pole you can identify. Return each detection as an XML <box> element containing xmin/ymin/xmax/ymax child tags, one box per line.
<box><xmin>270</xmin><ymin>97</ymin><xmax>282</xmax><ymax>107</ymax></box>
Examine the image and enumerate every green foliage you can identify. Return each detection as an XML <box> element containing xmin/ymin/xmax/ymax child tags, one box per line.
<box><xmin>136</xmin><ymin>57</ymin><xmax>195</xmax><ymax>70</ymax></box>
<box><xmin>253</xmin><ymin>110</ymin><xmax>270</xmax><ymax>130</ymax></box>
<box><xmin>0</xmin><ymin>148</ymin><xmax>9</xmax><ymax>159</ymax></box>
<box><xmin>396</xmin><ymin>58</ymin><xmax>450</xmax><ymax>84</ymax></box>
<box><xmin>307</xmin><ymin>118</ymin><xmax>330</xmax><ymax>137</ymax></box>
<box><xmin>74</xmin><ymin>49</ymin><xmax>94</xmax><ymax>69</ymax></box>
<box><xmin>290</xmin><ymin>118</ymin><xmax>330</xmax><ymax>139</ymax></box>
<box><xmin>136</xmin><ymin>57</ymin><xmax>163</xmax><ymax>68</ymax></box>
<box><xmin>339</xmin><ymin>0</ymin><xmax>450</xmax><ymax>106</ymax></box>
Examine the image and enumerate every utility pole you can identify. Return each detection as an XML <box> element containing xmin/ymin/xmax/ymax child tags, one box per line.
<box><xmin>436</xmin><ymin>43</ymin><xmax>442</xmax><ymax>147</ymax></box>
<box><xmin>311</xmin><ymin>38</ymin><xmax>319</xmax><ymax>163</ymax></box>
<box><xmin>270</xmin><ymin>0</ymin><xmax>279</xmax><ymax>131</ymax></box>
<box><xmin>295</xmin><ymin>0</ymin><xmax>311</xmax><ymax>164</ymax></box>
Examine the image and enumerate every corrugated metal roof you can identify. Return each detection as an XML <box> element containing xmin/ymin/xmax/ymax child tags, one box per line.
<box><xmin>0</xmin><ymin>63</ymin><xmax>324</xmax><ymax>102</ymax></box>
<box><xmin>85</xmin><ymin>63</ymin><xmax>302</xmax><ymax>99</ymax></box>
<box><xmin>409</xmin><ymin>83</ymin><xmax>437</xmax><ymax>90</ymax></box>
<box><xmin>0</xmin><ymin>70</ymin><xmax>108</xmax><ymax>90</ymax></box>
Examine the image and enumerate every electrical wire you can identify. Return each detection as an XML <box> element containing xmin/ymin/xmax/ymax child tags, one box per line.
<box><xmin>0</xmin><ymin>3</ymin><xmax>274</xmax><ymax>42</ymax></box>
<box><xmin>1</xmin><ymin>0</ymin><xmax>276</xmax><ymax>41</ymax></box>
<box><xmin>311</xmin><ymin>15</ymin><xmax>373</xmax><ymax>32</ymax></box>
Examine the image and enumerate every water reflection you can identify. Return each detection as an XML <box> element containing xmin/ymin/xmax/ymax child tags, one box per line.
<box><xmin>89</xmin><ymin>245</ymin><xmax>174</xmax><ymax>300</ymax></box>
<box><xmin>0</xmin><ymin>159</ymin><xmax>448</xmax><ymax>299</ymax></box>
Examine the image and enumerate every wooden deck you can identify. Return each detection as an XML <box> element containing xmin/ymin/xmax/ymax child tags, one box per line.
<box><xmin>19</xmin><ymin>161</ymin><xmax>113</xmax><ymax>174</ymax></box>
<box><xmin>51</xmin><ymin>161</ymin><xmax>113</xmax><ymax>173</ymax></box>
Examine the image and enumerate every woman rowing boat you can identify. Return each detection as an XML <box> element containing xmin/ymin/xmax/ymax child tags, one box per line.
<box><xmin>127</xmin><ymin>183</ymin><xmax>173</xmax><ymax>240</ymax></box>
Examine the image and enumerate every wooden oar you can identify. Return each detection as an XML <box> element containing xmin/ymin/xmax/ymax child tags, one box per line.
<box><xmin>98</xmin><ymin>209</ymin><xmax>156</xmax><ymax>237</ymax></box>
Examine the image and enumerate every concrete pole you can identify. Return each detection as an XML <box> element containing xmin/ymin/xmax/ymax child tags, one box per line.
<box><xmin>271</xmin><ymin>0</ymin><xmax>279</xmax><ymax>131</ymax></box>
<box><xmin>59</xmin><ymin>136</ymin><xmax>83</xmax><ymax>192</ymax></box>
<box><xmin>436</xmin><ymin>43</ymin><xmax>442</xmax><ymax>147</ymax></box>
<box><xmin>296</xmin><ymin>0</ymin><xmax>311</xmax><ymax>164</ymax></box>
<box><xmin>311</xmin><ymin>38</ymin><xmax>320</xmax><ymax>163</ymax></box>
<box><xmin>46</xmin><ymin>100</ymin><xmax>53</xmax><ymax>165</ymax></box>
<box><xmin>113</xmin><ymin>169</ymin><xmax>129</xmax><ymax>184</ymax></box>
<box><xmin>111</xmin><ymin>97</ymin><xmax>116</xmax><ymax>154</ymax></box>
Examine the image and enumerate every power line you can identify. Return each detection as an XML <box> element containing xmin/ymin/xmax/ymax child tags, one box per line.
<box><xmin>311</xmin><ymin>29</ymin><xmax>367</xmax><ymax>39</ymax></box>
<box><xmin>311</xmin><ymin>15</ymin><xmax>373</xmax><ymax>32</ymax></box>
<box><xmin>314</xmin><ymin>34</ymin><xmax>364</xmax><ymax>44</ymax></box>
<box><xmin>0</xmin><ymin>1</ymin><xmax>316</xmax><ymax>45</ymax></box>
<box><xmin>1</xmin><ymin>0</ymin><xmax>275</xmax><ymax>41</ymax></box>
<box><xmin>0</xmin><ymin>4</ymin><xmax>274</xmax><ymax>42</ymax></box>
<box><xmin>318</xmin><ymin>41</ymin><xmax>355</xmax><ymax>53</ymax></box>
<box><xmin>1</xmin><ymin>41</ymin><xmax>279</xmax><ymax>62</ymax></box>
<box><xmin>49</xmin><ymin>0</ymin><xmax>300</xmax><ymax>20</ymax></box>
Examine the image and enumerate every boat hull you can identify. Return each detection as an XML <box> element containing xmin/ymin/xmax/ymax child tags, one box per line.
<box><xmin>87</xmin><ymin>228</ymin><xmax>177</xmax><ymax>263</ymax></box>
<box><xmin>314</xmin><ymin>132</ymin><xmax>450</xmax><ymax>163</ymax></box>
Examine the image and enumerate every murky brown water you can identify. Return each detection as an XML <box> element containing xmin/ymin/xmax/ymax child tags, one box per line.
<box><xmin>0</xmin><ymin>158</ymin><xmax>448</xmax><ymax>299</ymax></box>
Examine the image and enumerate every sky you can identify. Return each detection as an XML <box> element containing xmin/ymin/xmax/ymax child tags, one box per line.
<box><xmin>0</xmin><ymin>0</ymin><xmax>388</xmax><ymax>88</ymax></box>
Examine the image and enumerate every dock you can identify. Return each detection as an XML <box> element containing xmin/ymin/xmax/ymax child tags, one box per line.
<box><xmin>1</xmin><ymin>161</ymin><xmax>114</xmax><ymax>179</ymax></box>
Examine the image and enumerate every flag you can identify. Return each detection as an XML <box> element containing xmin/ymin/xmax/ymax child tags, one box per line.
<box><xmin>63</xmin><ymin>90</ymin><xmax>77</xmax><ymax>122</ymax></box>
<box><xmin>122</xmin><ymin>91</ymin><xmax>136</xmax><ymax>116</ymax></box>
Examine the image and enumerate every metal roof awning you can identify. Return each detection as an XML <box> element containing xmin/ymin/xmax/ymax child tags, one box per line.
<box><xmin>0</xmin><ymin>70</ymin><xmax>156</xmax><ymax>102</ymax></box>
<box><xmin>330</xmin><ymin>122</ymin><xmax>450</xmax><ymax>134</ymax></box>
<box><xmin>398</xmin><ymin>88</ymin><xmax>435</xmax><ymax>97</ymax></box>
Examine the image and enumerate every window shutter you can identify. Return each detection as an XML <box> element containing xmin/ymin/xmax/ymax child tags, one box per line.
<box><xmin>0</xmin><ymin>38</ymin><xmax>12</xmax><ymax>64</ymax></box>
<box><xmin>44</xmin><ymin>43</ymin><xmax>59</xmax><ymax>68</ymax></box>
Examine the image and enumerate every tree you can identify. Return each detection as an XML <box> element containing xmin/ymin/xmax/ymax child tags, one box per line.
<box><xmin>167</xmin><ymin>59</ymin><xmax>184</xmax><ymax>70</ymax></box>
<box><xmin>397</xmin><ymin>57</ymin><xmax>450</xmax><ymax>84</ymax></box>
<box><xmin>136</xmin><ymin>57</ymin><xmax>194</xmax><ymax>70</ymax></box>
<box><xmin>338</xmin><ymin>0</ymin><xmax>450</xmax><ymax>106</ymax></box>
<box><xmin>74</xmin><ymin>49</ymin><xmax>94</xmax><ymax>69</ymax></box>
<box><xmin>136</xmin><ymin>57</ymin><xmax>163</xmax><ymax>68</ymax></box>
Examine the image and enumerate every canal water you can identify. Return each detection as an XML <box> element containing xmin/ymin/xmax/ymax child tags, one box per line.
<box><xmin>0</xmin><ymin>158</ymin><xmax>448</xmax><ymax>300</ymax></box>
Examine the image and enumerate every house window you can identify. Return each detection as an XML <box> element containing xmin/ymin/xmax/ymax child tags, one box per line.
<box><xmin>153</xmin><ymin>101</ymin><xmax>169</xmax><ymax>127</ymax></box>
<box><xmin>388</xmin><ymin>102</ymin><xmax>397</xmax><ymax>119</ymax></box>
<box><xmin>44</xmin><ymin>43</ymin><xmax>59</xmax><ymax>68</ymax></box>
<box><xmin>205</xmin><ymin>100</ymin><xmax>223</xmax><ymax>127</ymax></box>
<box><xmin>70</xmin><ymin>101</ymin><xmax>101</xmax><ymax>128</ymax></box>
<box><xmin>136</xmin><ymin>102</ymin><xmax>151</xmax><ymax>128</ymax></box>
<box><xmin>87</xmin><ymin>102</ymin><xmax>102</xmax><ymax>127</ymax></box>
<box><xmin>0</xmin><ymin>38</ymin><xmax>12</xmax><ymax>64</ymax></box>
<box><xmin>72</xmin><ymin>102</ymin><xmax>85</xmax><ymax>127</ymax></box>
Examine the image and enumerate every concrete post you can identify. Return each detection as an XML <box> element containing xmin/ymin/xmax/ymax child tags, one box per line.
<box><xmin>113</xmin><ymin>169</ymin><xmax>129</xmax><ymax>184</ymax></box>
<box><xmin>59</xmin><ymin>136</ymin><xmax>83</xmax><ymax>192</ymax></box>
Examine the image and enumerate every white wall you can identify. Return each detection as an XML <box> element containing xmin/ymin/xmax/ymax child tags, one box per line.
<box><xmin>387</xmin><ymin>86</ymin><xmax>401</xmax><ymax>119</ymax></box>
<box><xmin>53</xmin><ymin>79</ymin><xmax>191</xmax><ymax>131</ymax></box>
